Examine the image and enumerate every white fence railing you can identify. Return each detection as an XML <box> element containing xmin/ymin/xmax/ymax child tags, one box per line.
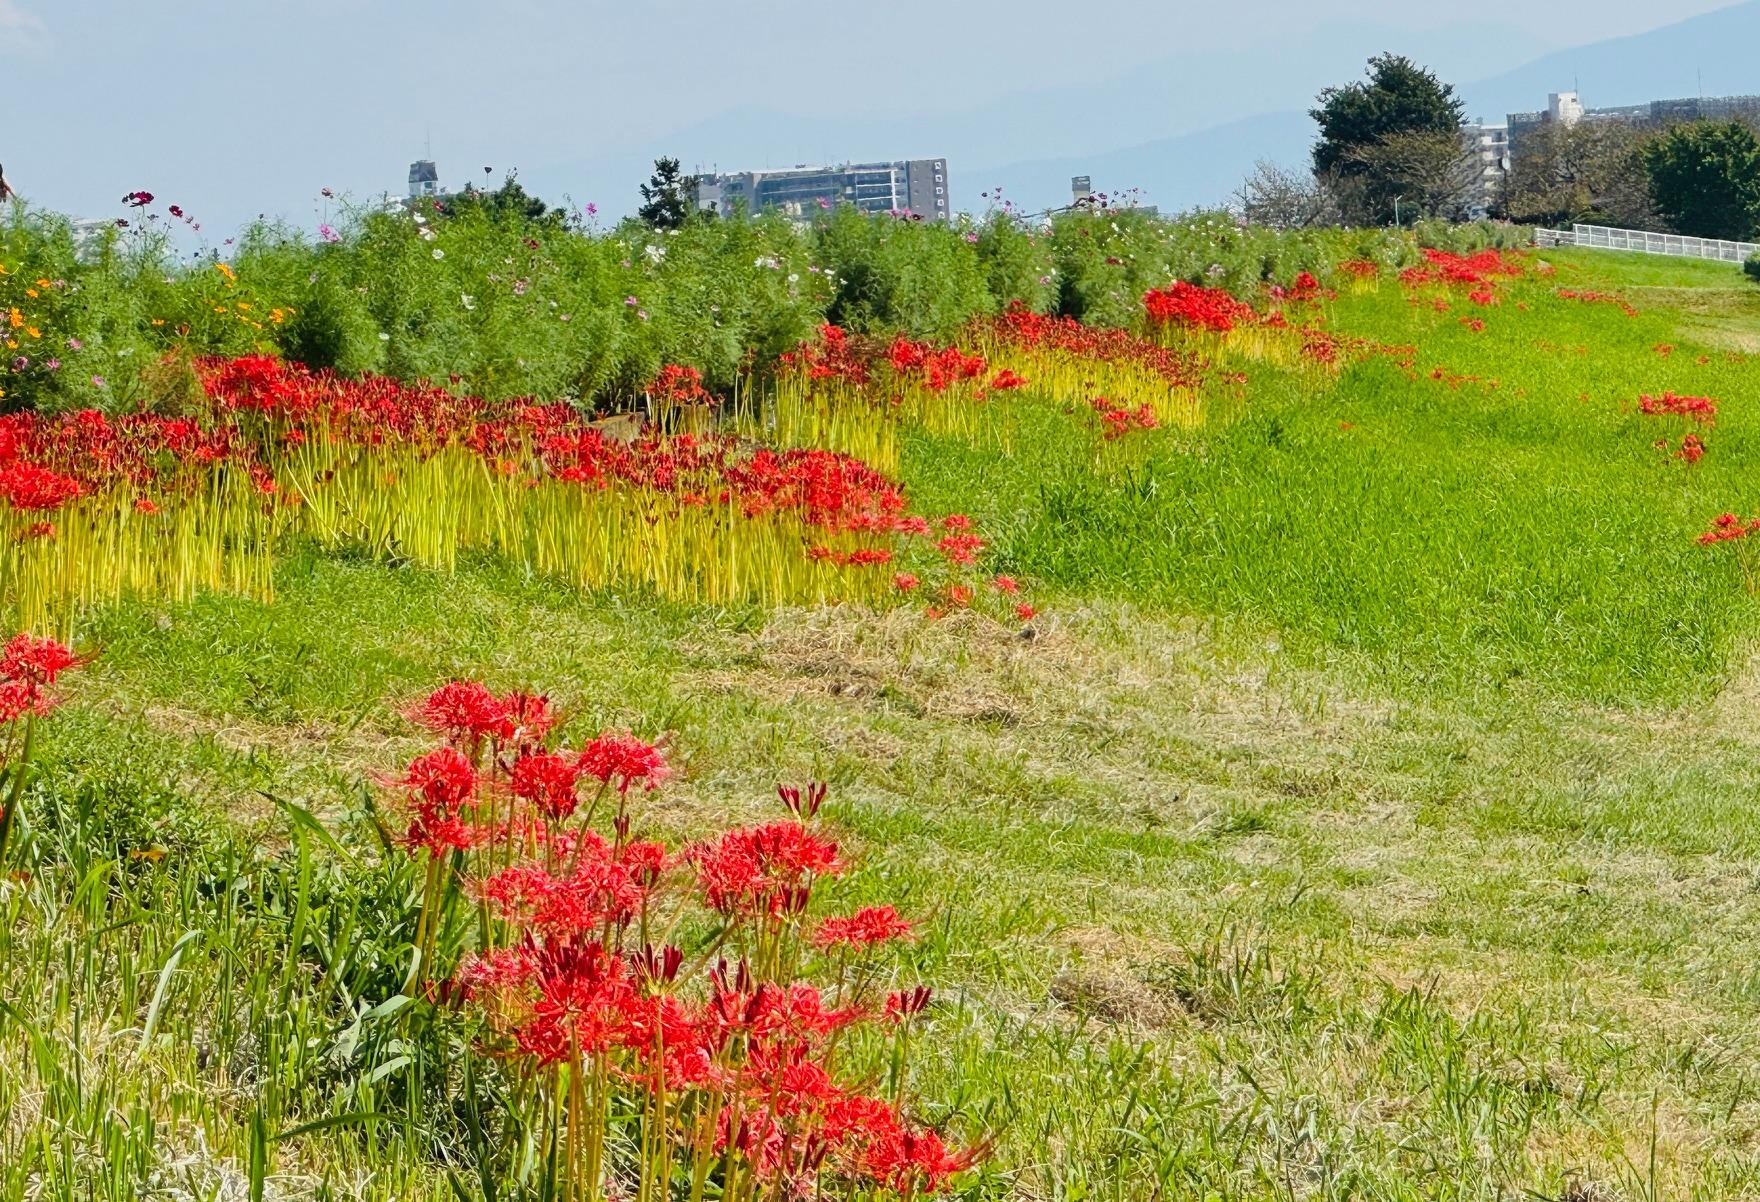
<box><xmin>1536</xmin><ymin>223</ymin><xmax>1758</xmax><ymax>263</ymax></box>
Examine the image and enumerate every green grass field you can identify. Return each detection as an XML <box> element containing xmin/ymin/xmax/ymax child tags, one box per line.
<box><xmin>9</xmin><ymin>247</ymin><xmax>1760</xmax><ymax>1201</ymax></box>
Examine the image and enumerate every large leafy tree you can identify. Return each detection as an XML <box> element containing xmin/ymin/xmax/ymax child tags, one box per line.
<box><xmin>1311</xmin><ymin>54</ymin><xmax>1465</xmax><ymax>223</ymax></box>
<box><xmin>1642</xmin><ymin>120</ymin><xmax>1760</xmax><ymax>241</ymax></box>
<box><xmin>638</xmin><ymin>157</ymin><xmax>694</xmax><ymax>231</ymax></box>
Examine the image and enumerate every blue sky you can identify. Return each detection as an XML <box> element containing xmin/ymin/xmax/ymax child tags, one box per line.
<box><xmin>0</xmin><ymin>0</ymin><xmax>1745</xmax><ymax>234</ymax></box>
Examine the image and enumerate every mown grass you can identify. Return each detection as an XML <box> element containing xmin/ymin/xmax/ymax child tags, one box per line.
<box><xmin>8</xmin><ymin>248</ymin><xmax>1760</xmax><ymax>1200</ymax></box>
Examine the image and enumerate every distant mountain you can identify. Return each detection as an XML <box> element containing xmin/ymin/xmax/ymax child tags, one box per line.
<box><xmin>1459</xmin><ymin>0</ymin><xmax>1760</xmax><ymax>118</ymax></box>
<box><xmin>975</xmin><ymin>0</ymin><xmax>1760</xmax><ymax>217</ymax></box>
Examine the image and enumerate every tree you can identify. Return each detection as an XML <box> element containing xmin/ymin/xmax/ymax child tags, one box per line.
<box><xmin>1501</xmin><ymin>122</ymin><xmax>1659</xmax><ymax>229</ymax></box>
<box><xmin>1235</xmin><ymin>160</ymin><xmax>1340</xmax><ymax>229</ymax></box>
<box><xmin>1642</xmin><ymin>120</ymin><xmax>1760</xmax><ymax>240</ymax></box>
<box><xmin>445</xmin><ymin>171</ymin><xmax>569</xmax><ymax>229</ymax></box>
<box><xmin>1348</xmin><ymin>130</ymin><xmax>1478</xmax><ymax>222</ymax></box>
<box><xmin>638</xmin><ymin>157</ymin><xmax>693</xmax><ymax>231</ymax></box>
<box><xmin>1311</xmin><ymin>54</ymin><xmax>1465</xmax><ymax>224</ymax></box>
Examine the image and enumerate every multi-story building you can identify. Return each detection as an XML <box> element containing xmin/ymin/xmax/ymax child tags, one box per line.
<box><xmin>408</xmin><ymin>159</ymin><xmax>442</xmax><ymax>200</ymax></box>
<box><xmin>689</xmin><ymin>159</ymin><xmax>951</xmax><ymax>221</ymax></box>
<box><xmin>1461</xmin><ymin>121</ymin><xmax>1511</xmax><ymax>217</ymax></box>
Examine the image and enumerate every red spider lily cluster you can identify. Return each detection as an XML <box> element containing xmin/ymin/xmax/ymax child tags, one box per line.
<box><xmin>0</xmin><ymin>632</ymin><xmax>88</xmax><ymax>868</ymax></box>
<box><xmin>1337</xmin><ymin>260</ymin><xmax>1381</xmax><ymax>279</ymax></box>
<box><xmin>0</xmin><ymin>350</ymin><xmax>1044</xmax><ymax>629</ymax></box>
<box><xmin>1637</xmin><ymin>392</ymin><xmax>1717</xmax><ymax>426</ymax></box>
<box><xmin>1266</xmin><ymin>272</ymin><xmax>1331</xmax><ymax>304</ymax></box>
<box><xmin>1556</xmin><ymin>288</ymin><xmax>1639</xmax><ymax>318</ymax></box>
<box><xmin>647</xmin><ymin>363</ymin><xmax>715</xmax><ymax>408</ymax></box>
<box><xmin>383</xmin><ymin>681</ymin><xmax>977</xmax><ymax>1201</ymax></box>
<box><xmin>1142</xmin><ymin>281</ymin><xmax>1258</xmax><ymax>333</ymax></box>
<box><xmin>1659</xmin><ymin>433</ymin><xmax>1706</xmax><ymax>465</ymax></box>
<box><xmin>1398</xmin><ymin>248</ymin><xmax>1524</xmax><ymax>290</ymax></box>
<box><xmin>1087</xmin><ymin>396</ymin><xmax>1159</xmax><ymax>440</ymax></box>
<box><xmin>982</xmin><ymin>305</ymin><xmax>1207</xmax><ymax>391</ymax></box>
<box><xmin>0</xmin><ymin>354</ymin><xmax>1001</xmax><ymax>621</ymax></box>
<box><xmin>778</xmin><ymin>324</ymin><xmax>871</xmax><ymax>387</ymax></box>
<box><xmin>1699</xmin><ymin>512</ymin><xmax>1760</xmax><ymax>545</ymax></box>
<box><xmin>201</xmin><ymin>357</ymin><xmax>914</xmax><ymax>533</ymax></box>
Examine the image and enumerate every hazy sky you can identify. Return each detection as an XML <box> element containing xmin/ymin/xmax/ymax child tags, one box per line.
<box><xmin>0</xmin><ymin>0</ymin><xmax>1746</xmax><ymax>231</ymax></box>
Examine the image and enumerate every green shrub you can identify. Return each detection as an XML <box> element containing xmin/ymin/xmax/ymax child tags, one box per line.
<box><xmin>1745</xmin><ymin>250</ymin><xmax>1760</xmax><ymax>282</ymax></box>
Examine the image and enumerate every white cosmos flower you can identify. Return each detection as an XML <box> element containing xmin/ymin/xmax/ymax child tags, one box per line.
<box><xmin>461</xmin><ymin>294</ymin><xmax>476</xmax><ymax>310</ymax></box>
<box><xmin>432</xmin><ymin>249</ymin><xmax>445</xmax><ymax>260</ymax></box>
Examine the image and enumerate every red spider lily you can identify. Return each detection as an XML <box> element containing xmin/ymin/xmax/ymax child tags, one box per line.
<box><xmin>0</xmin><ymin>632</ymin><xmax>89</xmax><ymax>867</ymax></box>
<box><xmin>1638</xmin><ymin>392</ymin><xmax>1717</xmax><ymax>426</ymax></box>
<box><xmin>1089</xmin><ymin>395</ymin><xmax>1159</xmax><ymax>439</ymax></box>
<box><xmin>1556</xmin><ymin>288</ymin><xmax>1639</xmax><ymax>317</ymax></box>
<box><xmin>893</xmin><ymin>572</ymin><xmax>919</xmax><ymax>592</ymax></box>
<box><xmin>648</xmin><ymin>363</ymin><xmax>713</xmax><ymax>405</ymax></box>
<box><xmin>0</xmin><ymin>633</ymin><xmax>87</xmax><ymax>688</ymax></box>
<box><xmin>987</xmin><ymin>303</ymin><xmax>1204</xmax><ymax>391</ymax></box>
<box><xmin>885</xmin><ymin>985</ymin><xmax>933</xmax><ymax>1022</ymax></box>
<box><xmin>1014</xmin><ymin>603</ymin><xmax>1037</xmax><ymax>622</ymax></box>
<box><xmin>1267</xmin><ymin>271</ymin><xmax>1330</xmax><ymax>304</ymax></box>
<box><xmin>503</xmin><ymin>691</ymin><xmax>555</xmax><ymax>745</ymax></box>
<box><xmin>411</xmin><ymin>686</ymin><xmax>975</xmax><ymax>1199</ymax></box>
<box><xmin>1143</xmin><ymin>281</ymin><xmax>1256</xmax><ymax>332</ymax></box>
<box><xmin>1399</xmin><ymin>248</ymin><xmax>1524</xmax><ymax>289</ymax></box>
<box><xmin>511</xmin><ymin>749</ymin><xmax>585</xmax><ymax>819</ymax></box>
<box><xmin>578</xmin><ymin>732</ymin><xmax>668</xmax><ymax>793</ymax></box>
<box><xmin>0</xmin><ymin>464</ymin><xmax>81</xmax><ymax>511</ymax></box>
<box><xmin>693</xmin><ymin>821</ymin><xmax>842</xmax><ymax>918</ymax></box>
<box><xmin>1699</xmin><ymin>513</ymin><xmax>1760</xmax><ymax>544</ymax></box>
<box><xmin>408</xmin><ymin>680</ymin><xmax>512</xmax><ymax>747</ymax></box>
<box><xmin>1677</xmin><ymin>433</ymin><xmax>1707</xmax><ymax>465</ymax></box>
<box><xmin>812</xmin><ymin>905</ymin><xmax>915</xmax><ymax>950</ymax></box>
<box><xmin>936</xmin><ymin>533</ymin><xmax>985</xmax><ymax>566</ymax></box>
<box><xmin>479</xmin><ymin>857</ymin><xmax>644</xmax><ymax>938</ymax></box>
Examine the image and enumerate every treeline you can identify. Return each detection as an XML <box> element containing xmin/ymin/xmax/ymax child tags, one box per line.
<box><xmin>1242</xmin><ymin>52</ymin><xmax>1760</xmax><ymax>243</ymax></box>
<box><xmin>0</xmin><ymin>198</ymin><xmax>1520</xmax><ymax>413</ymax></box>
<box><xmin>1503</xmin><ymin>118</ymin><xmax>1760</xmax><ymax>240</ymax></box>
